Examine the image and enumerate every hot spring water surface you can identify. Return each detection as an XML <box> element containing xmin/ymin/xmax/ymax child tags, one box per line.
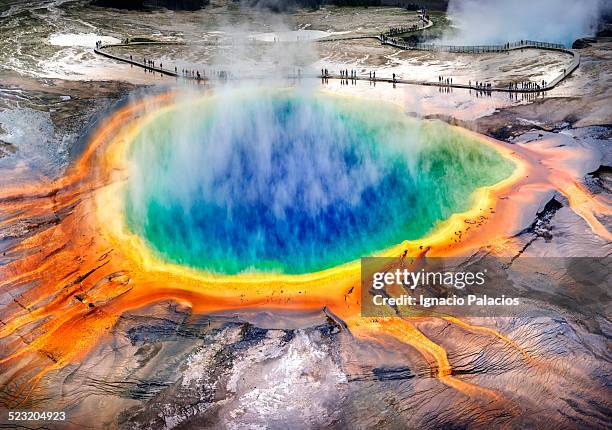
<box><xmin>125</xmin><ymin>91</ymin><xmax>514</xmax><ymax>274</ymax></box>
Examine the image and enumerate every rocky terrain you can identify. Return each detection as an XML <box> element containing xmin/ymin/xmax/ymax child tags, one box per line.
<box><xmin>0</xmin><ymin>2</ymin><xmax>610</xmax><ymax>429</ymax></box>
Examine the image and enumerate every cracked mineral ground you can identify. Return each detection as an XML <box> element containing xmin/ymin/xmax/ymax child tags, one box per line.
<box><xmin>0</xmin><ymin>1</ymin><xmax>610</xmax><ymax>429</ymax></box>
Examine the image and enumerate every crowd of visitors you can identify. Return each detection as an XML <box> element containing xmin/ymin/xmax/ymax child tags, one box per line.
<box><xmin>96</xmin><ymin>38</ymin><xmax>567</xmax><ymax>94</ymax></box>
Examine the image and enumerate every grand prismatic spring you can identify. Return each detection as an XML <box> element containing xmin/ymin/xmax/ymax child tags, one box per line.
<box><xmin>0</xmin><ymin>1</ymin><xmax>611</xmax><ymax>429</ymax></box>
<box><xmin>124</xmin><ymin>91</ymin><xmax>515</xmax><ymax>274</ymax></box>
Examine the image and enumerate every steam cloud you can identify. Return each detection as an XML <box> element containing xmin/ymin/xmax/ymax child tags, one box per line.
<box><xmin>125</xmin><ymin>91</ymin><xmax>423</xmax><ymax>274</ymax></box>
<box><xmin>442</xmin><ymin>0</ymin><xmax>604</xmax><ymax>46</ymax></box>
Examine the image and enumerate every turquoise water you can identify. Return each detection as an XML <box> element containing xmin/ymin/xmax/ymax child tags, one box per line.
<box><xmin>125</xmin><ymin>91</ymin><xmax>514</xmax><ymax>274</ymax></box>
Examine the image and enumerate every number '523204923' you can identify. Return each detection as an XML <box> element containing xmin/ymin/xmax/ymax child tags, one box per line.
<box><xmin>8</xmin><ymin>411</ymin><xmax>66</xmax><ymax>421</ymax></box>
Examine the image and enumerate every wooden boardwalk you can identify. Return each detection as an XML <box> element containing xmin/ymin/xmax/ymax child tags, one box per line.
<box><xmin>93</xmin><ymin>17</ymin><xmax>579</xmax><ymax>94</ymax></box>
<box><xmin>94</xmin><ymin>41</ymin><xmax>189</xmax><ymax>79</ymax></box>
<box><xmin>377</xmin><ymin>37</ymin><xmax>579</xmax><ymax>92</ymax></box>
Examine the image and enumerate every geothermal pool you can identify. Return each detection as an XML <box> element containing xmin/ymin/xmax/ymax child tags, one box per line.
<box><xmin>124</xmin><ymin>91</ymin><xmax>515</xmax><ymax>274</ymax></box>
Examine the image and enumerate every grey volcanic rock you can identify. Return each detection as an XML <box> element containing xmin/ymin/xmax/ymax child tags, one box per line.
<box><xmin>0</xmin><ymin>76</ymin><xmax>136</xmax><ymax>185</ymax></box>
<box><xmin>118</xmin><ymin>317</ymin><xmax>348</xmax><ymax>429</ymax></box>
<box><xmin>573</xmin><ymin>37</ymin><xmax>596</xmax><ymax>49</ymax></box>
<box><xmin>0</xmin><ymin>140</ymin><xmax>16</xmax><ymax>158</ymax></box>
<box><xmin>28</xmin><ymin>304</ymin><xmax>350</xmax><ymax>429</ymax></box>
<box><xmin>23</xmin><ymin>294</ymin><xmax>610</xmax><ymax>429</ymax></box>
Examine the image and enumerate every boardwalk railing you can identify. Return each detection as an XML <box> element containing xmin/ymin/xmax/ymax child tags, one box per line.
<box><xmin>382</xmin><ymin>15</ymin><xmax>434</xmax><ymax>37</ymax></box>
<box><xmin>376</xmin><ymin>36</ymin><xmax>579</xmax><ymax>92</ymax></box>
<box><xmin>94</xmin><ymin>24</ymin><xmax>579</xmax><ymax>94</ymax></box>
<box><xmin>380</xmin><ymin>37</ymin><xmax>566</xmax><ymax>53</ymax></box>
<box><xmin>383</xmin><ymin>22</ymin><xmax>430</xmax><ymax>37</ymax></box>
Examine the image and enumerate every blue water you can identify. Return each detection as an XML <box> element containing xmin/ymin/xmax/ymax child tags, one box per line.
<box><xmin>125</xmin><ymin>91</ymin><xmax>514</xmax><ymax>274</ymax></box>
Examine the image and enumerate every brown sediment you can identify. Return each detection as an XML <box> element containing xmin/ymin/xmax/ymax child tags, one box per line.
<box><xmin>0</xmin><ymin>90</ymin><xmax>609</xmax><ymax>409</ymax></box>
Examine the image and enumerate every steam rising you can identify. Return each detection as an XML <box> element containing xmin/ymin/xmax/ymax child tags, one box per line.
<box><xmin>119</xmin><ymin>4</ymin><xmax>521</xmax><ymax>275</ymax></box>
<box><xmin>443</xmin><ymin>0</ymin><xmax>604</xmax><ymax>46</ymax></box>
<box><xmin>124</xmin><ymin>90</ymin><xmax>515</xmax><ymax>274</ymax></box>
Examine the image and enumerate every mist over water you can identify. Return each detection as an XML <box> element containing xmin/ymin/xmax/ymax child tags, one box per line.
<box><xmin>443</xmin><ymin>0</ymin><xmax>604</xmax><ymax>47</ymax></box>
<box><xmin>124</xmin><ymin>89</ymin><xmax>515</xmax><ymax>274</ymax></box>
